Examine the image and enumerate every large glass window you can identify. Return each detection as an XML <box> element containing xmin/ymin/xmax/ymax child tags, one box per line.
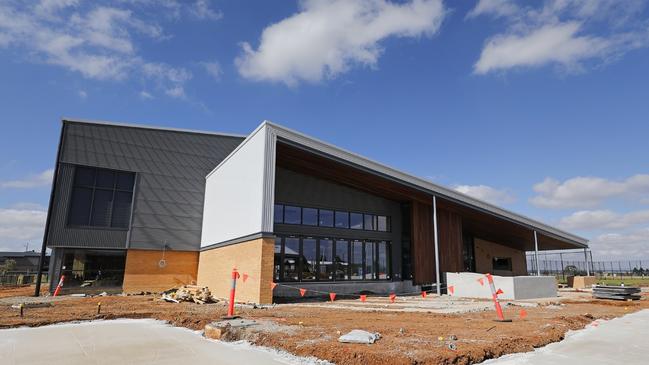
<box><xmin>274</xmin><ymin>203</ymin><xmax>390</xmax><ymax>232</ymax></box>
<box><xmin>283</xmin><ymin>237</ymin><xmax>300</xmax><ymax>281</ymax></box>
<box><xmin>273</xmin><ymin>236</ymin><xmax>390</xmax><ymax>282</ymax></box>
<box><xmin>301</xmin><ymin>238</ymin><xmax>317</xmax><ymax>281</ymax></box>
<box><xmin>377</xmin><ymin>241</ymin><xmax>390</xmax><ymax>279</ymax></box>
<box><xmin>365</xmin><ymin>241</ymin><xmax>375</xmax><ymax>280</ymax></box>
<box><xmin>377</xmin><ymin>216</ymin><xmax>389</xmax><ymax>232</ymax></box>
<box><xmin>284</xmin><ymin>206</ymin><xmax>301</xmax><ymax>224</ymax></box>
<box><xmin>67</xmin><ymin>166</ymin><xmax>135</xmax><ymax>229</ymax></box>
<box><xmin>364</xmin><ymin>214</ymin><xmax>375</xmax><ymax>231</ymax></box>
<box><xmin>335</xmin><ymin>211</ymin><xmax>349</xmax><ymax>228</ymax></box>
<box><xmin>318</xmin><ymin>209</ymin><xmax>334</xmax><ymax>227</ymax></box>
<box><xmin>302</xmin><ymin>208</ymin><xmax>318</xmax><ymax>226</ymax></box>
<box><xmin>334</xmin><ymin>239</ymin><xmax>349</xmax><ymax>280</ymax></box>
<box><xmin>318</xmin><ymin>239</ymin><xmax>334</xmax><ymax>281</ymax></box>
<box><xmin>350</xmin><ymin>213</ymin><xmax>363</xmax><ymax>230</ymax></box>
<box><xmin>274</xmin><ymin>204</ymin><xmax>284</xmax><ymax>223</ymax></box>
<box><xmin>59</xmin><ymin>249</ymin><xmax>126</xmax><ymax>289</ymax></box>
<box><xmin>351</xmin><ymin>240</ymin><xmax>364</xmax><ymax>280</ymax></box>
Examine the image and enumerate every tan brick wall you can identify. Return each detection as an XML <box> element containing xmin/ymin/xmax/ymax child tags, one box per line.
<box><xmin>197</xmin><ymin>237</ymin><xmax>275</xmax><ymax>304</ymax></box>
<box><xmin>123</xmin><ymin>249</ymin><xmax>199</xmax><ymax>293</ymax></box>
<box><xmin>474</xmin><ymin>238</ymin><xmax>527</xmax><ymax>276</ymax></box>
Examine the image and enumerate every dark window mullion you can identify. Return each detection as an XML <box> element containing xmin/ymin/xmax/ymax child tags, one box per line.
<box><xmin>298</xmin><ymin>237</ymin><xmax>303</xmax><ymax>282</ymax></box>
<box><xmin>347</xmin><ymin>240</ymin><xmax>352</xmax><ymax>280</ymax></box>
<box><xmin>109</xmin><ymin>172</ymin><xmax>118</xmax><ymax>227</ymax></box>
<box><xmin>315</xmin><ymin>238</ymin><xmax>320</xmax><ymax>282</ymax></box>
<box><xmin>280</xmin><ymin>236</ymin><xmax>285</xmax><ymax>281</ymax></box>
<box><xmin>88</xmin><ymin>185</ymin><xmax>96</xmax><ymax>226</ymax></box>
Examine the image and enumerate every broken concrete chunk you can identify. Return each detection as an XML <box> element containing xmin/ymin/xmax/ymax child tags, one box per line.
<box><xmin>204</xmin><ymin>319</ymin><xmax>259</xmax><ymax>341</ymax></box>
<box><xmin>338</xmin><ymin>330</ymin><xmax>381</xmax><ymax>344</ymax></box>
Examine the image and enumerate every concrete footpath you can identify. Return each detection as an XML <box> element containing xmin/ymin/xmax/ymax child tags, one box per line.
<box><xmin>0</xmin><ymin>319</ymin><xmax>330</xmax><ymax>365</ymax></box>
<box><xmin>480</xmin><ymin>309</ymin><xmax>649</xmax><ymax>365</ymax></box>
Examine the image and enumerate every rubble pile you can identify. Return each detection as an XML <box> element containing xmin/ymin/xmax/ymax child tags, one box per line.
<box><xmin>161</xmin><ymin>285</ymin><xmax>215</xmax><ymax>304</ymax></box>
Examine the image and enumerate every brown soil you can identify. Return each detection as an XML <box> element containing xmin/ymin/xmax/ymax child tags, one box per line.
<box><xmin>1</xmin><ymin>287</ymin><xmax>647</xmax><ymax>365</ymax></box>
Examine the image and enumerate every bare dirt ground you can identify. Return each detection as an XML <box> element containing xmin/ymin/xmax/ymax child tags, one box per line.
<box><xmin>1</xmin><ymin>285</ymin><xmax>648</xmax><ymax>365</ymax></box>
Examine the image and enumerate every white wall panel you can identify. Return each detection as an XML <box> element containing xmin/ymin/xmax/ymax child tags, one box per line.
<box><xmin>201</xmin><ymin>124</ymin><xmax>276</xmax><ymax>247</ymax></box>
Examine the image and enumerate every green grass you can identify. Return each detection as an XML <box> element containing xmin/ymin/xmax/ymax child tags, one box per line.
<box><xmin>555</xmin><ymin>276</ymin><xmax>649</xmax><ymax>287</ymax></box>
<box><xmin>595</xmin><ymin>278</ymin><xmax>649</xmax><ymax>287</ymax></box>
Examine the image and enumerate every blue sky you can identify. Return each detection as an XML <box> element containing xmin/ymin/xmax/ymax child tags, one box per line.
<box><xmin>1</xmin><ymin>0</ymin><xmax>648</xmax><ymax>260</ymax></box>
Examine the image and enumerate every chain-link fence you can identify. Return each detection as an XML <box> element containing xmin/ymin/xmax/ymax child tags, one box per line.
<box><xmin>0</xmin><ymin>272</ymin><xmax>48</xmax><ymax>286</ymax></box>
<box><xmin>526</xmin><ymin>250</ymin><xmax>647</xmax><ymax>279</ymax></box>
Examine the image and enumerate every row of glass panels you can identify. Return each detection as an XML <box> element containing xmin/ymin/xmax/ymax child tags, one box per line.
<box><xmin>274</xmin><ymin>203</ymin><xmax>390</xmax><ymax>232</ymax></box>
<box><xmin>274</xmin><ymin>236</ymin><xmax>391</xmax><ymax>282</ymax></box>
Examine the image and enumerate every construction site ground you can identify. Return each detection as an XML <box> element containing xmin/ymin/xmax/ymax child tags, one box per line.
<box><xmin>1</xmin><ymin>285</ymin><xmax>648</xmax><ymax>365</ymax></box>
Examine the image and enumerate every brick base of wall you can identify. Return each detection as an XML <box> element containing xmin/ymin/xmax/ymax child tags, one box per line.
<box><xmin>197</xmin><ymin>238</ymin><xmax>275</xmax><ymax>304</ymax></box>
<box><xmin>122</xmin><ymin>249</ymin><xmax>199</xmax><ymax>293</ymax></box>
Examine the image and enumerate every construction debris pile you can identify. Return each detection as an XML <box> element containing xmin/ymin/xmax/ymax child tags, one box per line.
<box><xmin>593</xmin><ymin>285</ymin><xmax>641</xmax><ymax>301</ymax></box>
<box><xmin>161</xmin><ymin>285</ymin><xmax>215</xmax><ymax>304</ymax></box>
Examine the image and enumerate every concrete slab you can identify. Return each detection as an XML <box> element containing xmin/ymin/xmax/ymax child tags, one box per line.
<box><xmin>479</xmin><ymin>309</ymin><xmax>649</xmax><ymax>365</ymax></box>
<box><xmin>0</xmin><ymin>319</ymin><xmax>330</xmax><ymax>365</ymax></box>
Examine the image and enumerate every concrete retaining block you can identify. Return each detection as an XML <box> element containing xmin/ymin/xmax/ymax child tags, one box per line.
<box><xmin>446</xmin><ymin>272</ymin><xmax>557</xmax><ymax>300</ymax></box>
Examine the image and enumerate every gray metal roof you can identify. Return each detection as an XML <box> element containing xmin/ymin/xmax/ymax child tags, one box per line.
<box><xmin>262</xmin><ymin>121</ymin><xmax>588</xmax><ymax>247</ymax></box>
<box><xmin>61</xmin><ymin>117</ymin><xmax>247</xmax><ymax>139</ymax></box>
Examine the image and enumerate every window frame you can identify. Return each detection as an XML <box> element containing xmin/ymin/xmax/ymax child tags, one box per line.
<box><xmin>66</xmin><ymin>165</ymin><xmax>135</xmax><ymax>230</ymax></box>
<box><xmin>273</xmin><ymin>234</ymin><xmax>391</xmax><ymax>282</ymax></box>
<box><xmin>274</xmin><ymin>202</ymin><xmax>391</xmax><ymax>233</ymax></box>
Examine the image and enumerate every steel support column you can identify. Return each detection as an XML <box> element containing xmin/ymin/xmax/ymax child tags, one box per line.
<box><xmin>533</xmin><ymin>230</ymin><xmax>540</xmax><ymax>276</ymax></box>
<box><xmin>584</xmin><ymin>248</ymin><xmax>591</xmax><ymax>276</ymax></box>
<box><xmin>433</xmin><ymin>195</ymin><xmax>441</xmax><ymax>296</ymax></box>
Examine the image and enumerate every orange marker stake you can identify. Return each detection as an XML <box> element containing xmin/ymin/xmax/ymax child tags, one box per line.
<box><xmin>389</xmin><ymin>293</ymin><xmax>396</xmax><ymax>303</ymax></box>
<box><xmin>421</xmin><ymin>291</ymin><xmax>427</xmax><ymax>298</ymax></box>
<box><xmin>519</xmin><ymin>309</ymin><xmax>527</xmax><ymax>320</ymax></box>
<box><xmin>227</xmin><ymin>268</ymin><xmax>240</xmax><ymax>317</ymax></box>
<box><xmin>360</xmin><ymin>295</ymin><xmax>367</xmax><ymax>302</ymax></box>
<box><xmin>329</xmin><ymin>292</ymin><xmax>336</xmax><ymax>302</ymax></box>
<box><xmin>53</xmin><ymin>275</ymin><xmax>65</xmax><ymax>297</ymax></box>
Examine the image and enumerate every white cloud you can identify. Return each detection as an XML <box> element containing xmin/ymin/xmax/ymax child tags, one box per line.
<box><xmin>589</xmin><ymin>228</ymin><xmax>649</xmax><ymax>260</ymax></box>
<box><xmin>0</xmin><ymin>169</ymin><xmax>53</xmax><ymax>189</ymax></box>
<box><xmin>475</xmin><ymin>22</ymin><xmax>613</xmax><ymax>74</ymax></box>
<box><xmin>466</xmin><ymin>0</ymin><xmax>519</xmax><ymax>19</ymax></box>
<box><xmin>201</xmin><ymin>61</ymin><xmax>222</xmax><ymax>80</ymax></box>
<box><xmin>559</xmin><ymin>209</ymin><xmax>649</xmax><ymax>230</ymax></box>
<box><xmin>139</xmin><ymin>90</ymin><xmax>154</xmax><ymax>100</ymax></box>
<box><xmin>0</xmin><ymin>1</ymin><xmax>194</xmax><ymax>96</ymax></box>
<box><xmin>164</xmin><ymin>86</ymin><xmax>185</xmax><ymax>98</ymax></box>
<box><xmin>78</xmin><ymin>90</ymin><xmax>87</xmax><ymax>99</ymax></box>
<box><xmin>454</xmin><ymin>184</ymin><xmax>516</xmax><ymax>205</ymax></box>
<box><xmin>469</xmin><ymin>0</ymin><xmax>649</xmax><ymax>74</ymax></box>
<box><xmin>0</xmin><ymin>205</ymin><xmax>47</xmax><ymax>252</ymax></box>
<box><xmin>236</xmin><ymin>0</ymin><xmax>446</xmax><ymax>86</ymax></box>
<box><xmin>530</xmin><ymin>174</ymin><xmax>649</xmax><ymax>209</ymax></box>
<box><xmin>189</xmin><ymin>0</ymin><xmax>222</xmax><ymax>20</ymax></box>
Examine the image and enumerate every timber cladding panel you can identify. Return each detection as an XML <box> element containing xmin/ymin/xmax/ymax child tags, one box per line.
<box><xmin>411</xmin><ymin>201</ymin><xmax>435</xmax><ymax>284</ymax></box>
<box><xmin>122</xmin><ymin>249</ymin><xmax>199</xmax><ymax>293</ymax></box>
<box><xmin>411</xmin><ymin>202</ymin><xmax>464</xmax><ymax>284</ymax></box>
<box><xmin>197</xmin><ymin>238</ymin><xmax>275</xmax><ymax>304</ymax></box>
<box><xmin>437</xmin><ymin>208</ymin><xmax>464</xmax><ymax>273</ymax></box>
